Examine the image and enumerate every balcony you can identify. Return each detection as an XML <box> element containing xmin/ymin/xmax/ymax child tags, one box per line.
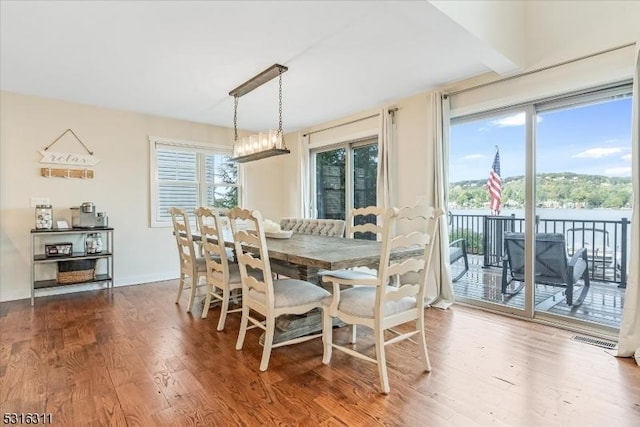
<box><xmin>449</xmin><ymin>212</ymin><xmax>629</xmax><ymax>330</ymax></box>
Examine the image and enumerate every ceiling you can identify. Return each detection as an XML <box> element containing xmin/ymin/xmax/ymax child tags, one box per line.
<box><xmin>0</xmin><ymin>1</ymin><xmax>520</xmax><ymax>133</ymax></box>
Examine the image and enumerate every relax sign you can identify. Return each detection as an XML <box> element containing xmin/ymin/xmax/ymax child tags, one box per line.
<box><xmin>39</xmin><ymin>150</ymin><xmax>100</xmax><ymax>166</ymax></box>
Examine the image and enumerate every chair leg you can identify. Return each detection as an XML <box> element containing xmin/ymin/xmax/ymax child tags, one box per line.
<box><xmin>176</xmin><ymin>273</ymin><xmax>186</xmax><ymax>304</ymax></box>
<box><xmin>217</xmin><ymin>287</ymin><xmax>230</xmax><ymax>331</ymax></box>
<box><xmin>236</xmin><ymin>305</ymin><xmax>250</xmax><ymax>350</ymax></box>
<box><xmin>375</xmin><ymin>327</ymin><xmax>390</xmax><ymax>394</ymax></box>
<box><xmin>201</xmin><ymin>282</ymin><xmax>214</xmax><ymax>319</ymax></box>
<box><xmin>322</xmin><ymin>308</ymin><xmax>333</xmax><ymax>365</ymax></box>
<box><xmin>187</xmin><ymin>275</ymin><xmax>198</xmax><ymax>313</ymax></box>
<box><xmin>260</xmin><ymin>316</ymin><xmax>276</xmax><ymax>371</ymax></box>
<box><xmin>566</xmin><ymin>282</ymin><xmax>574</xmax><ymax>306</ymax></box>
<box><xmin>350</xmin><ymin>325</ymin><xmax>357</xmax><ymax>344</ymax></box>
<box><xmin>416</xmin><ymin>316</ymin><xmax>431</xmax><ymax>372</ymax></box>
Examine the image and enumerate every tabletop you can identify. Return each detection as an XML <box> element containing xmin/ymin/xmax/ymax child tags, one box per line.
<box><xmin>192</xmin><ymin>230</ymin><xmax>421</xmax><ymax>272</ymax></box>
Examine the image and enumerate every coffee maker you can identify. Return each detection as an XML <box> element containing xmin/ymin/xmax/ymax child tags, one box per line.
<box><xmin>71</xmin><ymin>202</ymin><xmax>109</xmax><ymax>228</ymax></box>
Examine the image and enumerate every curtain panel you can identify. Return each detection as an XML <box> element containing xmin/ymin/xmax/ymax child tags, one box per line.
<box><xmin>617</xmin><ymin>44</ymin><xmax>640</xmax><ymax>364</ymax></box>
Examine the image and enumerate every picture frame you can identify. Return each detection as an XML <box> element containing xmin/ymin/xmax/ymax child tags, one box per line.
<box><xmin>56</xmin><ymin>220</ymin><xmax>70</xmax><ymax>229</ymax></box>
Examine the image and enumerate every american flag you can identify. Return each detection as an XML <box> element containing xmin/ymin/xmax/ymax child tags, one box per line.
<box><xmin>487</xmin><ymin>149</ymin><xmax>501</xmax><ymax>215</ymax></box>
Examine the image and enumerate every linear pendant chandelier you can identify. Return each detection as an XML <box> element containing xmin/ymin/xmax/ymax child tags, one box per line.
<box><xmin>229</xmin><ymin>64</ymin><xmax>290</xmax><ymax>163</ymax></box>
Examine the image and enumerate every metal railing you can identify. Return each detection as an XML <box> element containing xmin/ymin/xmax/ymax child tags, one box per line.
<box><xmin>448</xmin><ymin>212</ymin><xmax>629</xmax><ymax>287</ymax></box>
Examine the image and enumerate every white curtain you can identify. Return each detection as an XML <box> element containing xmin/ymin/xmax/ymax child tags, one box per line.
<box><xmin>298</xmin><ymin>133</ymin><xmax>311</xmax><ymax>218</ymax></box>
<box><xmin>377</xmin><ymin>107</ymin><xmax>395</xmax><ymax>208</ymax></box>
<box><xmin>617</xmin><ymin>44</ymin><xmax>640</xmax><ymax>364</ymax></box>
<box><xmin>426</xmin><ymin>92</ymin><xmax>455</xmax><ymax>309</ymax></box>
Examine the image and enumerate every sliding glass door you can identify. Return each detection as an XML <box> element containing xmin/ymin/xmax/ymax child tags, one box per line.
<box><xmin>449</xmin><ymin>83</ymin><xmax>632</xmax><ymax>331</ymax></box>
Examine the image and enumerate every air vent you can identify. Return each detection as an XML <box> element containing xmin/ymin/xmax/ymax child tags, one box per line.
<box><xmin>572</xmin><ymin>335</ymin><xmax>617</xmax><ymax>349</ymax></box>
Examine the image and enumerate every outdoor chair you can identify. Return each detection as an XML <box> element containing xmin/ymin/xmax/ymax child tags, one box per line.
<box><xmin>449</xmin><ymin>238</ymin><xmax>469</xmax><ymax>282</ymax></box>
<box><xmin>321</xmin><ymin>205</ymin><xmax>443</xmax><ymax>394</ymax></box>
<box><xmin>501</xmin><ymin>232</ymin><xmax>590</xmax><ymax>306</ymax></box>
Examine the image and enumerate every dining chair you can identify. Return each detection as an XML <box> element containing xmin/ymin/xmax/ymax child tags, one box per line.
<box><xmin>318</xmin><ymin>206</ymin><xmax>387</xmax><ymax>281</ymax></box>
<box><xmin>321</xmin><ymin>205</ymin><xmax>443</xmax><ymax>394</ymax></box>
<box><xmin>169</xmin><ymin>207</ymin><xmax>208</xmax><ymax>313</ymax></box>
<box><xmin>317</xmin><ymin>206</ymin><xmax>387</xmax><ymax>341</ymax></box>
<box><xmin>194</xmin><ymin>207</ymin><xmax>244</xmax><ymax>327</ymax></box>
<box><xmin>228</xmin><ymin>207</ymin><xmax>331</xmax><ymax>371</ymax></box>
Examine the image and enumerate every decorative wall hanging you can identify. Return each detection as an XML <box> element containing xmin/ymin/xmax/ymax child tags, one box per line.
<box><xmin>39</xmin><ymin>128</ymin><xmax>99</xmax><ymax>179</ymax></box>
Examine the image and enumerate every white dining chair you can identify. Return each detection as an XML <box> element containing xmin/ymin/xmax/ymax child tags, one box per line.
<box><xmin>169</xmin><ymin>207</ymin><xmax>207</xmax><ymax>313</ymax></box>
<box><xmin>321</xmin><ymin>205</ymin><xmax>443</xmax><ymax>394</ymax></box>
<box><xmin>195</xmin><ymin>207</ymin><xmax>244</xmax><ymax>328</ymax></box>
<box><xmin>317</xmin><ymin>205</ymin><xmax>387</xmax><ymax>341</ymax></box>
<box><xmin>228</xmin><ymin>207</ymin><xmax>331</xmax><ymax>371</ymax></box>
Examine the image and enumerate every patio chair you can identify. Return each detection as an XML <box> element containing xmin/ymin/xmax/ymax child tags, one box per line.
<box><xmin>449</xmin><ymin>238</ymin><xmax>469</xmax><ymax>282</ymax></box>
<box><xmin>501</xmin><ymin>232</ymin><xmax>590</xmax><ymax>306</ymax></box>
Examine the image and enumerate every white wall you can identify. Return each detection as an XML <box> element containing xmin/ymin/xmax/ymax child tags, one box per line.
<box><xmin>0</xmin><ymin>91</ymin><xmax>241</xmax><ymax>301</ymax></box>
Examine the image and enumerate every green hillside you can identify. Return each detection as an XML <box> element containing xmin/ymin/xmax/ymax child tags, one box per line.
<box><xmin>449</xmin><ymin>172</ymin><xmax>632</xmax><ymax>209</ymax></box>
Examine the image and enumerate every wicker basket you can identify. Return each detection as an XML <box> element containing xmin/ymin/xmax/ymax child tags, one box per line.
<box><xmin>57</xmin><ymin>260</ymin><xmax>96</xmax><ymax>284</ymax></box>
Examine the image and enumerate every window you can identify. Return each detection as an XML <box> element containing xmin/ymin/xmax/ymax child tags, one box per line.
<box><xmin>150</xmin><ymin>137</ymin><xmax>240</xmax><ymax>226</ymax></box>
<box><xmin>312</xmin><ymin>137</ymin><xmax>378</xmax><ymax>221</ymax></box>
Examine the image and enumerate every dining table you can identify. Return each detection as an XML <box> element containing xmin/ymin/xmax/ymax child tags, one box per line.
<box><xmin>190</xmin><ymin>229</ymin><xmax>424</xmax><ymax>343</ymax></box>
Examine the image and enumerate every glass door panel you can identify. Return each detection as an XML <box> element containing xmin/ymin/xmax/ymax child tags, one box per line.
<box><xmin>449</xmin><ymin>109</ymin><xmax>528</xmax><ymax>314</ymax></box>
<box><xmin>534</xmin><ymin>94</ymin><xmax>632</xmax><ymax>329</ymax></box>
<box><xmin>352</xmin><ymin>143</ymin><xmax>378</xmax><ymax>240</ymax></box>
<box><xmin>315</xmin><ymin>148</ymin><xmax>346</xmax><ymax>220</ymax></box>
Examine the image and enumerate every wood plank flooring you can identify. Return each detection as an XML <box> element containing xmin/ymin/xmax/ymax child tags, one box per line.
<box><xmin>1</xmin><ymin>280</ymin><xmax>639</xmax><ymax>426</ymax></box>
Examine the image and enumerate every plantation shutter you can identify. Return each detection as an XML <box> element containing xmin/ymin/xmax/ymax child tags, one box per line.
<box><xmin>156</xmin><ymin>148</ymin><xmax>198</xmax><ymax>222</ymax></box>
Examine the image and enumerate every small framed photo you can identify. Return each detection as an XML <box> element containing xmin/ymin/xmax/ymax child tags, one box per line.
<box><xmin>56</xmin><ymin>220</ymin><xmax>70</xmax><ymax>229</ymax></box>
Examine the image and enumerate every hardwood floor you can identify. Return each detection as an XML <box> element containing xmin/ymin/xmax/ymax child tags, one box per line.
<box><xmin>1</xmin><ymin>280</ymin><xmax>639</xmax><ymax>426</ymax></box>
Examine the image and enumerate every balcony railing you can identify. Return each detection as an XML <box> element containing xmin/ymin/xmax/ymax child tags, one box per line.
<box><xmin>448</xmin><ymin>213</ymin><xmax>629</xmax><ymax>288</ymax></box>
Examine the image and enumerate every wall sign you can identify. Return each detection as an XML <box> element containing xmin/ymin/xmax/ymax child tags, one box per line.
<box><xmin>39</xmin><ymin>128</ymin><xmax>99</xmax><ymax>179</ymax></box>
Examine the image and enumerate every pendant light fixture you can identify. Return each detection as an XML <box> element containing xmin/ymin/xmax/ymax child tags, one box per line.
<box><xmin>229</xmin><ymin>64</ymin><xmax>290</xmax><ymax>163</ymax></box>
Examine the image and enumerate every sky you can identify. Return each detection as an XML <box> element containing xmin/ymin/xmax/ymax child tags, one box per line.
<box><xmin>449</xmin><ymin>96</ymin><xmax>633</xmax><ymax>183</ymax></box>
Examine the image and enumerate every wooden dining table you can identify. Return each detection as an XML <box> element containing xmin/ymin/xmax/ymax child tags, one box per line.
<box><xmin>193</xmin><ymin>230</ymin><xmax>422</xmax><ymax>282</ymax></box>
<box><xmin>190</xmin><ymin>229</ymin><xmax>424</xmax><ymax>343</ymax></box>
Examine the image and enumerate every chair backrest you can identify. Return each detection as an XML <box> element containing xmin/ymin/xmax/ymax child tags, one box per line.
<box><xmin>376</xmin><ymin>205</ymin><xmax>443</xmax><ymax>315</ymax></box>
<box><xmin>195</xmin><ymin>207</ymin><xmax>230</xmax><ymax>287</ymax></box>
<box><xmin>504</xmin><ymin>232</ymin><xmax>569</xmax><ymax>282</ymax></box>
<box><xmin>228</xmin><ymin>207</ymin><xmax>275</xmax><ymax>304</ymax></box>
<box><xmin>347</xmin><ymin>206</ymin><xmax>387</xmax><ymax>241</ymax></box>
<box><xmin>169</xmin><ymin>207</ymin><xmax>198</xmax><ymax>274</ymax></box>
<box><xmin>280</xmin><ymin>217</ymin><xmax>346</xmax><ymax>237</ymax></box>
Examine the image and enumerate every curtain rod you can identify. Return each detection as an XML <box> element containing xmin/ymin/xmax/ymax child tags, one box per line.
<box><xmin>444</xmin><ymin>42</ymin><xmax>637</xmax><ymax>98</ymax></box>
<box><xmin>303</xmin><ymin>108</ymin><xmax>398</xmax><ymax>137</ymax></box>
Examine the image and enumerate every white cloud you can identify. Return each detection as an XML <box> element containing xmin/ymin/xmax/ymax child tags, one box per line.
<box><xmin>491</xmin><ymin>113</ymin><xmax>525</xmax><ymax>127</ymax></box>
<box><xmin>490</xmin><ymin>113</ymin><xmax>543</xmax><ymax>127</ymax></box>
<box><xmin>462</xmin><ymin>154</ymin><xmax>486</xmax><ymax>160</ymax></box>
<box><xmin>621</xmin><ymin>154</ymin><xmax>632</xmax><ymax>161</ymax></box>
<box><xmin>573</xmin><ymin>147</ymin><xmax>623</xmax><ymax>158</ymax></box>
<box><xmin>604</xmin><ymin>166</ymin><xmax>631</xmax><ymax>176</ymax></box>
